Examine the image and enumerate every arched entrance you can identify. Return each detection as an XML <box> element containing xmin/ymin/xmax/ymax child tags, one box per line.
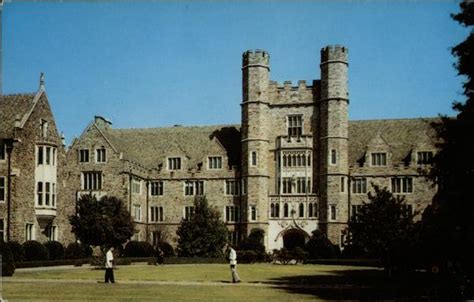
<box><xmin>283</xmin><ymin>229</ymin><xmax>306</xmax><ymax>250</ymax></box>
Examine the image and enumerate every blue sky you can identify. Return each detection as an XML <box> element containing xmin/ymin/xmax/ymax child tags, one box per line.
<box><xmin>2</xmin><ymin>1</ymin><xmax>468</xmax><ymax>144</ymax></box>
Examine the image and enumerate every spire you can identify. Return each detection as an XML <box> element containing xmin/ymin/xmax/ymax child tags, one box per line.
<box><xmin>39</xmin><ymin>72</ymin><xmax>45</xmax><ymax>90</ymax></box>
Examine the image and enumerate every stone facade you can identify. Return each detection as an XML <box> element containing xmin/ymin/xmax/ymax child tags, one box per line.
<box><xmin>65</xmin><ymin>45</ymin><xmax>439</xmax><ymax>250</ymax></box>
<box><xmin>3</xmin><ymin>45</ymin><xmax>438</xmax><ymax>250</ymax></box>
<box><xmin>0</xmin><ymin>81</ymin><xmax>75</xmax><ymax>244</ymax></box>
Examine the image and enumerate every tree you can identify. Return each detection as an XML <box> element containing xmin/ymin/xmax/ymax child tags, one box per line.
<box><xmin>176</xmin><ymin>196</ymin><xmax>228</xmax><ymax>257</ymax></box>
<box><xmin>69</xmin><ymin>194</ymin><xmax>134</xmax><ymax>254</ymax></box>
<box><xmin>305</xmin><ymin>229</ymin><xmax>340</xmax><ymax>259</ymax></box>
<box><xmin>421</xmin><ymin>1</ymin><xmax>474</xmax><ymax>274</ymax></box>
<box><xmin>346</xmin><ymin>185</ymin><xmax>416</xmax><ymax>274</ymax></box>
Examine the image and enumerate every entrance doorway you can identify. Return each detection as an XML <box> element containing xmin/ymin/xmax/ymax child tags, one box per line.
<box><xmin>283</xmin><ymin>229</ymin><xmax>306</xmax><ymax>250</ymax></box>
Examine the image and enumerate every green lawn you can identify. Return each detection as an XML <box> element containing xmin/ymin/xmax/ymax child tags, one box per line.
<box><xmin>1</xmin><ymin>264</ymin><xmax>449</xmax><ymax>301</ymax></box>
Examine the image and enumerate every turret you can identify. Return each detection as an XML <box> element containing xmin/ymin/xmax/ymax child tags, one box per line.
<box><xmin>241</xmin><ymin>49</ymin><xmax>271</xmax><ymax>243</ymax></box>
<box><xmin>318</xmin><ymin>45</ymin><xmax>349</xmax><ymax>245</ymax></box>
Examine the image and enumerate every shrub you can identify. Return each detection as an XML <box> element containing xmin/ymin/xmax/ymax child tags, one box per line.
<box><xmin>123</xmin><ymin>241</ymin><xmax>155</xmax><ymax>257</ymax></box>
<box><xmin>239</xmin><ymin>229</ymin><xmax>265</xmax><ymax>253</ymax></box>
<box><xmin>43</xmin><ymin>241</ymin><xmax>65</xmax><ymax>260</ymax></box>
<box><xmin>65</xmin><ymin>242</ymin><xmax>93</xmax><ymax>259</ymax></box>
<box><xmin>238</xmin><ymin>250</ymin><xmax>258</xmax><ymax>263</ymax></box>
<box><xmin>23</xmin><ymin>240</ymin><xmax>49</xmax><ymax>261</ymax></box>
<box><xmin>304</xmin><ymin>230</ymin><xmax>340</xmax><ymax>259</ymax></box>
<box><xmin>7</xmin><ymin>241</ymin><xmax>25</xmax><ymax>262</ymax></box>
<box><xmin>273</xmin><ymin>248</ymin><xmax>292</xmax><ymax>264</ymax></box>
<box><xmin>158</xmin><ymin>240</ymin><xmax>175</xmax><ymax>257</ymax></box>
<box><xmin>1</xmin><ymin>241</ymin><xmax>16</xmax><ymax>276</ymax></box>
<box><xmin>292</xmin><ymin>247</ymin><xmax>308</xmax><ymax>263</ymax></box>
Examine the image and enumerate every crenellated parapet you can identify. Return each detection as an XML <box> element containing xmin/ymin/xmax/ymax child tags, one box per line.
<box><xmin>268</xmin><ymin>80</ymin><xmax>317</xmax><ymax>105</ymax></box>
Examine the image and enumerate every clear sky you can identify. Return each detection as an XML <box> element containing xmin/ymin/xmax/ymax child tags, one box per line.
<box><xmin>2</xmin><ymin>1</ymin><xmax>468</xmax><ymax>144</ymax></box>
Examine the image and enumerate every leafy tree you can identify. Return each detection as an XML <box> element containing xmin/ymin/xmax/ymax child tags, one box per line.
<box><xmin>239</xmin><ymin>228</ymin><xmax>265</xmax><ymax>253</ymax></box>
<box><xmin>421</xmin><ymin>1</ymin><xmax>474</xmax><ymax>274</ymax></box>
<box><xmin>176</xmin><ymin>196</ymin><xmax>228</xmax><ymax>257</ymax></box>
<box><xmin>305</xmin><ymin>229</ymin><xmax>340</xmax><ymax>259</ymax></box>
<box><xmin>346</xmin><ymin>185</ymin><xmax>416</xmax><ymax>274</ymax></box>
<box><xmin>69</xmin><ymin>194</ymin><xmax>134</xmax><ymax>254</ymax></box>
<box><xmin>1</xmin><ymin>241</ymin><xmax>15</xmax><ymax>276</ymax></box>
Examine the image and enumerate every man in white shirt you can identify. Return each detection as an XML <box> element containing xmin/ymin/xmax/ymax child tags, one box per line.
<box><xmin>105</xmin><ymin>247</ymin><xmax>115</xmax><ymax>283</ymax></box>
<box><xmin>228</xmin><ymin>246</ymin><xmax>241</xmax><ymax>283</ymax></box>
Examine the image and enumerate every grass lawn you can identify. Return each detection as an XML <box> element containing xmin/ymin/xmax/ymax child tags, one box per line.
<box><xmin>1</xmin><ymin>264</ymin><xmax>452</xmax><ymax>301</ymax></box>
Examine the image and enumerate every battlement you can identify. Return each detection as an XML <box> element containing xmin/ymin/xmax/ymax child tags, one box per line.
<box><xmin>242</xmin><ymin>49</ymin><xmax>270</xmax><ymax>67</ymax></box>
<box><xmin>268</xmin><ymin>79</ymin><xmax>316</xmax><ymax>104</ymax></box>
<box><xmin>321</xmin><ymin>45</ymin><xmax>348</xmax><ymax>63</ymax></box>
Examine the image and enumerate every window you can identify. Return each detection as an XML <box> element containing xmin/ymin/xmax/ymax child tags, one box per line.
<box><xmin>37</xmin><ymin>146</ymin><xmax>44</xmax><ymax>165</ymax></box>
<box><xmin>151</xmin><ymin>231</ymin><xmax>161</xmax><ymax>246</ymax></box>
<box><xmin>52</xmin><ymin>183</ymin><xmax>56</xmax><ymax>207</ymax></box>
<box><xmin>340</xmin><ymin>177</ymin><xmax>345</xmax><ymax>193</ymax></box>
<box><xmin>79</xmin><ymin>149</ymin><xmax>89</xmax><ymax>163</ymax></box>
<box><xmin>351</xmin><ymin>205</ymin><xmax>363</xmax><ymax>221</ymax></box>
<box><xmin>52</xmin><ymin>148</ymin><xmax>56</xmax><ymax>166</ymax></box>
<box><xmin>0</xmin><ymin>142</ymin><xmax>5</xmax><ymax>161</ymax></box>
<box><xmin>296</xmin><ymin>177</ymin><xmax>311</xmax><ymax>194</ymax></box>
<box><xmin>208</xmin><ymin>156</ymin><xmax>222</xmax><ymax>169</ymax></box>
<box><xmin>82</xmin><ymin>172</ymin><xmax>102</xmax><ymax>190</ymax></box>
<box><xmin>133</xmin><ymin>204</ymin><xmax>142</xmax><ymax>222</ymax></box>
<box><xmin>352</xmin><ymin>178</ymin><xmax>367</xmax><ymax>194</ymax></box>
<box><xmin>46</xmin><ymin>225</ymin><xmax>57</xmax><ymax>241</ymax></box>
<box><xmin>132</xmin><ymin>179</ymin><xmax>141</xmax><ymax>194</ymax></box>
<box><xmin>225</xmin><ymin>180</ymin><xmax>241</xmax><ymax>196</ymax></box>
<box><xmin>184</xmin><ymin>180</ymin><xmax>204</xmax><ymax>196</ymax></box>
<box><xmin>40</xmin><ymin>119</ymin><xmax>48</xmax><ymax>138</ymax></box>
<box><xmin>282</xmin><ymin>178</ymin><xmax>292</xmax><ymax>194</ymax></box>
<box><xmin>391</xmin><ymin>177</ymin><xmax>413</xmax><ymax>194</ymax></box>
<box><xmin>45</xmin><ymin>182</ymin><xmax>51</xmax><ymax>206</ymax></box>
<box><xmin>168</xmin><ymin>157</ymin><xmax>181</xmax><ymax>170</ymax></box>
<box><xmin>299</xmin><ymin>203</ymin><xmax>304</xmax><ymax>218</ymax></box>
<box><xmin>225</xmin><ymin>206</ymin><xmax>240</xmax><ymax>222</ymax></box>
<box><xmin>270</xmin><ymin>203</ymin><xmax>280</xmax><ymax>218</ymax></box>
<box><xmin>96</xmin><ymin>148</ymin><xmax>106</xmax><ymax>163</ymax></box>
<box><xmin>150</xmin><ymin>181</ymin><xmax>164</xmax><ymax>196</ymax></box>
<box><xmin>0</xmin><ymin>219</ymin><xmax>4</xmax><ymax>242</ymax></box>
<box><xmin>281</xmin><ymin>177</ymin><xmax>311</xmax><ymax>194</ymax></box>
<box><xmin>288</xmin><ymin>115</ymin><xmax>303</xmax><ymax>136</ymax></box>
<box><xmin>184</xmin><ymin>206</ymin><xmax>195</xmax><ymax>220</ymax></box>
<box><xmin>37</xmin><ymin>182</ymin><xmax>43</xmax><ymax>206</ymax></box>
<box><xmin>228</xmin><ymin>231</ymin><xmax>239</xmax><ymax>245</ymax></box>
<box><xmin>46</xmin><ymin>147</ymin><xmax>51</xmax><ymax>165</ymax></box>
<box><xmin>25</xmin><ymin>223</ymin><xmax>35</xmax><ymax>241</ymax></box>
<box><xmin>0</xmin><ymin>177</ymin><xmax>5</xmax><ymax>203</ymax></box>
<box><xmin>308</xmin><ymin>202</ymin><xmax>318</xmax><ymax>218</ymax></box>
<box><xmin>417</xmin><ymin>151</ymin><xmax>433</xmax><ymax>165</ymax></box>
<box><xmin>249</xmin><ymin>205</ymin><xmax>257</xmax><ymax>221</ymax></box>
<box><xmin>330</xmin><ymin>149</ymin><xmax>337</xmax><ymax>165</ymax></box>
<box><xmin>241</xmin><ymin>179</ymin><xmax>247</xmax><ymax>195</ymax></box>
<box><xmin>150</xmin><ymin>206</ymin><xmax>164</xmax><ymax>222</ymax></box>
<box><xmin>371</xmin><ymin>152</ymin><xmax>387</xmax><ymax>166</ymax></box>
<box><xmin>283</xmin><ymin>203</ymin><xmax>289</xmax><ymax>218</ymax></box>
<box><xmin>251</xmin><ymin>151</ymin><xmax>257</xmax><ymax>166</ymax></box>
<box><xmin>282</xmin><ymin>153</ymin><xmax>311</xmax><ymax>167</ymax></box>
<box><xmin>330</xmin><ymin>205</ymin><xmax>337</xmax><ymax>221</ymax></box>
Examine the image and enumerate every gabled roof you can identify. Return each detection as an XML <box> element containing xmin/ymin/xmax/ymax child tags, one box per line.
<box><xmin>102</xmin><ymin>125</ymin><xmax>241</xmax><ymax>169</ymax></box>
<box><xmin>348</xmin><ymin>118</ymin><xmax>439</xmax><ymax>165</ymax></box>
<box><xmin>0</xmin><ymin>93</ymin><xmax>37</xmax><ymax>138</ymax></box>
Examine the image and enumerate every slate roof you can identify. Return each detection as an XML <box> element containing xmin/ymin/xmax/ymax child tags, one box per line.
<box><xmin>0</xmin><ymin>94</ymin><xmax>37</xmax><ymax>138</ymax></box>
<box><xmin>348</xmin><ymin>118</ymin><xmax>439</xmax><ymax>165</ymax></box>
<box><xmin>102</xmin><ymin>125</ymin><xmax>242</xmax><ymax>169</ymax></box>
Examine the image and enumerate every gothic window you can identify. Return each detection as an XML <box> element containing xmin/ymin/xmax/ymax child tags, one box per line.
<box><xmin>299</xmin><ymin>203</ymin><xmax>304</xmax><ymax>218</ymax></box>
<box><xmin>150</xmin><ymin>206</ymin><xmax>164</xmax><ymax>222</ymax></box>
<box><xmin>184</xmin><ymin>180</ymin><xmax>204</xmax><ymax>196</ymax></box>
<box><xmin>391</xmin><ymin>177</ymin><xmax>413</xmax><ymax>194</ymax></box>
<box><xmin>352</xmin><ymin>177</ymin><xmax>367</xmax><ymax>194</ymax></box>
<box><xmin>250</xmin><ymin>205</ymin><xmax>257</xmax><ymax>221</ymax></box>
<box><xmin>82</xmin><ymin>172</ymin><xmax>102</xmax><ymax>190</ymax></box>
<box><xmin>225</xmin><ymin>206</ymin><xmax>240</xmax><ymax>222</ymax></box>
<box><xmin>287</xmin><ymin>115</ymin><xmax>303</xmax><ymax>136</ymax></box>
<box><xmin>225</xmin><ymin>180</ymin><xmax>241</xmax><ymax>196</ymax></box>
<box><xmin>283</xmin><ymin>203</ymin><xmax>289</xmax><ymax>218</ymax></box>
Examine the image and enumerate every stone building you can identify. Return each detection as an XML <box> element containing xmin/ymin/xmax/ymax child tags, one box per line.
<box><xmin>66</xmin><ymin>45</ymin><xmax>438</xmax><ymax>250</ymax></box>
<box><xmin>0</xmin><ymin>76</ymin><xmax>75</xmax><ymax>244</ymax></box>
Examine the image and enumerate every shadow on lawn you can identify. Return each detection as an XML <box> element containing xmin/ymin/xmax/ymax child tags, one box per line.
<box><xmin>267</xmin><ymin>268</ymin><xmax>463</xmax><ymax>301</ymax></box>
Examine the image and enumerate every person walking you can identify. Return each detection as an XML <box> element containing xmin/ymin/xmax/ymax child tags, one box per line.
<box><xmin>155</xmin><ymin>245</ymin><xmax>164</xmax><ymax>265</ymax></box>
<box><xmin>228</xmin><ymin>246</ymin><xmax>241</xmax><ymax>283</ymax></box>
<box><xmin>104</xmin><ymin>246</ymin><xmax>115</xmax><ymax>283</ymax></box>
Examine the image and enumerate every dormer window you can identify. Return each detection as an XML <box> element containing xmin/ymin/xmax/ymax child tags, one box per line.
<box><xmin>168</xmin><ymin>157</ymin><xmax>182</xmax><ymax>170</ymax></box>
<box><xmin>96</xmin><ymin>148</ymin><xmax>107</xmax><ymax>163</ymax></box>
<box><xmin>417</xmin><ymin>151</ymin><xmax>433</xmax><ymax>165</ymax></box>
<box><xmin>288</xmin><ymin>115</ymin><xmax>302</xmax><ymax>137</ymax></box>
<box><xmin>208</xmin><ymin>156</ymin><xmax>222</xmax><ymax>169</ymax></box>
<box><xmin>371</xmin><ymin>152</ymin><xmax>387</xmax><ymax>166</ymax></box>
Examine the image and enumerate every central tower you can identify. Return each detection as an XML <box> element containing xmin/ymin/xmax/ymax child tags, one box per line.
<box><xmin>241</xmin><ymin>50</ymin><xmax>270</xmax><ymax>242</ymax></box>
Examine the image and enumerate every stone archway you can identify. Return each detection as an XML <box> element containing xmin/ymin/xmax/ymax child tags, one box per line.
<box><xmin>282</xmin><ymin>229</ymin><xmax>306</xmax><ymax>250</ymax></box>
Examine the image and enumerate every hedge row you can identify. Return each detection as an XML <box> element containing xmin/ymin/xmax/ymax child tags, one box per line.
<box><xmin>7</xmin><ymin>241</ymin><xmax>93</xmax><ymax>262</ymax></box>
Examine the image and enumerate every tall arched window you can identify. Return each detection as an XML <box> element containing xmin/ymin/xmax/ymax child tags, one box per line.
<box><xmin>270</xmin><ymin>203</ymin><xmax>275</xmax><ymax>218</ymax></box>
<box><xmin>283</xmin><ymin>203</ymin><xmax>289</xmax><ymax>218</ymax></box>
<box><xmin>299</xmin><ymin>203</ymin><xmax>304</xmax><ymax>217</ymax></box>
<box><xmin>308</xmin><ymin>203</ymin><xmax>313</xmax><ymax>217</ymax></box>
<box><xmin>275</xmin><ymin>203</ymin><xmax>280</xmax><ymax>218</ymax></box>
